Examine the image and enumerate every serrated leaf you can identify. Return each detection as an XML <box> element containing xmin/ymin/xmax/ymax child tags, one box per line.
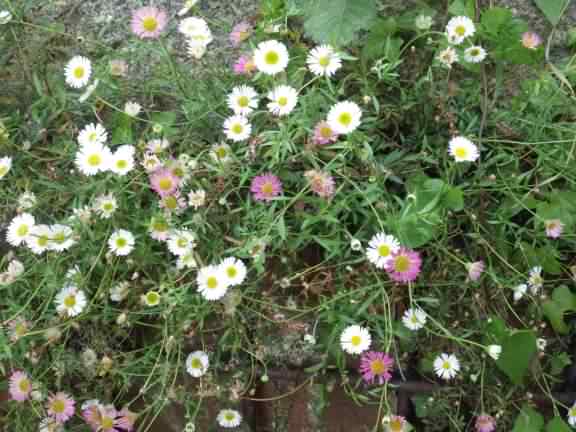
<box><xmin>533</xmin><ymin>0</ymin><xmax>570</xmax><ymax>26</ymax></box>
<box><xmin>303</xmin><ymin>0</ymin><xmax>378</xmax><ymax>46</ymax></box>
<box><xmin>496</xmin><ymin>330</ymin><xmax>537</xmax><ymax>384</ymax></box>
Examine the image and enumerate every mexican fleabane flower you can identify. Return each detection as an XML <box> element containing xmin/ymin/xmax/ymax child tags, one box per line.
<box><xmin>522</xmin><ymin>31</ymin><xmax>542</xmax><ymax>50</ymax></box>
<box><xmin>475</xmin><ymin>414</ymin><xmax>496</xmax><ymax>432</ymax></box>
<box><xmin>415</xmin><ymin>14</ymin><xmax>433</xmax><ymax>30</ymax></box>
<box><xmin>210</xmin><ymin>142</ymin><xmax>233</xmax><ymax>164</ymax></box>
<box><xmin>223</xmin><ymin>115</ymin><xmax>251</xmax><ymax>142</ymax></box>
<box><xmin>55</xmin><ymin>285</ymin><xmax>87</xmax><ymax>317</ymax></box>
<box><xmin>108</xmin><ymin>229</ymin><xmax>135</xmax><ymax>256</ymax></box>
<box><xmin>383</xmin><ymin>415</ymin><xmax>407</xmax><ymax>432</ymax></box>
<box><xmin>186</xmin><ymin>351</ymin><xmax>209</xmax><ymax>377</ymax></box>
<box><xmin>148</xmin><ymin>216</ymin><xmax>170</xmax><ymax>241</ymax></box>
<box><xmin>229</xmin><ymin>21</ymin><xmax>252</xmax><ymax>47</ymax></box>
<box><xmin>327</xmin><ymin>101</ymin><xmax>362</xmax><ymax>134</ymax></box>
<box><xmin>227</xmin><ymin>85</ymin><xmax>258</xmax><ymax>116</ymax></box>
<box><xmin>177</xmin><ymin>252</ymin><xmax>198</xmax><ymax>269</ymax></box>
<box><xmin>196</xmin><ymin>265</ymin><xmax>230</xmax><ymax>301</ymax></box>
<box><xmin>449</xmin><ymin>136</ymin><xmax>479</xmax><ymax>162</ymax></box>
<box><xmin>78</xmin><ymin>123</ymin><xmax>107</xmax><ymax>147</ymax></box>
<box><xmin>124</xmin><ymin>101</ymin><xmax>141</xmax><ymax>117</ymax></box>
<box><xmin>83</xmin><ymin>402</ymin><xmax>128</xmax><ymax>432</ymax></box>
<box><xmin>402</xmin><ymin>308</ymin><xmax>427</xmax><ymax>331</ymax></box>
<box><xmin>437</xmin><ymin>47</ymin><xmax>458</xmax><ymax>68</ymax></box>
<box><xmin>147</xmin><ymin>138</ymin><xmax>170</xmax><ymax>154</ymax></box>
<box><xmin>111</xmin><ymin>145</ymin><xmax>136</xmax><ymax>175</ymax></box>
<box><xmin>76</xmin><ymin>142</ymin><xmax>112</xmax><ymax>175</ymax></box>
<box><xmin>513</xmin><ymin>283</ymin><xmax>528</xmax><ymax>302</ymax></box>
<box><xmin>26</xmin><ymin>224</ymin><xmax>51</xmax><ymax>254</ymax></box>
<box><xmin>359</xmin><ymin>351</ymin><xmax>394</xmax><ymax>384</ymax></box>
<box><xmin>233</xmin><ymin>55</ymin><xmax>256</xmax><ymax>76</ymax></box>
<box><xmin>219</xmin><ymin>257</ymin><xmax>247</xmax><ymax>286</ymax></box>
<box><xmin>545</xmin><ymin>219</ymin><xmax>564</xmax><ymax>238</ymax></box>
<box><xmin>250</xmin><ymin>173</ymin><xmax>283</xmax><ymax>202</ymax></box>
<box><xmin>143</xmin><ymin>291</ymin><xmax>161</xmax><ymax>307</ymax></box>
<box><xmin>267</xmin><ymin>85</ymin><xmax>298</xmax><ymax>116</ymax></box>
<box><xmin>188</xmin><ymin>189</ymin><xmax>206</xmax><ymax>209</ymax></box>
<box><xmin>386</xmin><ymin>248</ymin><xmax>422</xmax><ymax>283</ymax></box>
<box><xmin>65</xmin><ymin>56</ymin><xmax>92</xmax><ymax>88</ymax></box>
<box><xmin>94</xmin><ymin>193</ymin><xmax>117</xmax><ymax>219</ymax></box>
<box><xmin>312</xmin><ymin>121</ymin><xmax>339</xmax><ymax>146</ymax></box>
<box><xmin>0</xmin><ymin>156</ymin><xmax>12</xmax><ymax>179</ymax></box>
<box><xmin>216</xmin><ymin>409</ymin><xmax>242</xmax><ymax>428</ymax></box>
<box><xmin>433</xmin><ymin>353</ymin><xmax>460</xmax><ymax>380</ymax></box>
<box><xmin>131</xmin><ymin>6</ymin><xmax>167</xmax><ymax>39</ymax></box>
<box><xmin>179</xmin><ymin>17</ymin><xmax>212</xmax><ymax>47</ymax></box>
<box><xmin>486</xmin><ymin>345</ymin><xmax>502</xmax><ymax>360</ymax></box>
<box><xmin>253</xmin><ymin>40</ymin><xmax>289</xmax><ymax>75</ymax></box>
<box><xmin>306</xmin><ymin>45</ymin><xmax>342</xmax><ymax>77</ymax></box>
<box><xmin>528</xmin><ymin>266</ymin><xmax>543</xmax><ymax>294</ymax></box>
<box><xmin>464</xmin><ymin>46</ymin><xmax>487</xmax><ymax>63</ymax></box>
<box><xmin>49</xmin><ymin>224</ymin><xmax>76</xmax><ymax>252</ymax></box>
<box><xmin>6</xmin><ymin>213</ymin><xmax>35</xmax><ymax>246</ymax></box>
<box><xmin>466</xmin><ymin>261</ymin><xmax>485</xmax><ymax>282</ymax></box>
<box><xmin>366</xmin><ymin>232</ymin><xmax>400</xmax><ymax>269</ymax></box>
<box><xmin>304</xmin><ymin>170</ymin><xmax>336</xmax><ymax>199</ymax></box>
<box><xmin>167</xmin><ymin>229</ymin><xmax>196</xmax><ymax>256</ymax></box>
<box><xmin>568</xmin><ymin>402</ymin><xmax>576</xmax><ymax>427</ymax></box>
<box><xmin>9</xmin><ymin>370</ymin><xmax>32</xmax><ymax>402</ymax></box>
<box><xmin>445</xmin><ymin>16</ymin><xmax>475</xmax><ymax>45</ymax></box>
<box><xmin>340</xmin><ymin>324</ymin><xmax>371</xmax><ymax>355</ymax></box>
<box><xmin>150</xmin><ymin>167</ymin><xmax>181</xmax><ymax>197</ymax></box>
<box><xmin>46</xmin><ymin>392</ymin><xmax>76</xmax><ymax>423</ymax></box>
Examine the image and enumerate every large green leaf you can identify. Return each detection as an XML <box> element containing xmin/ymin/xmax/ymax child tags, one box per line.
<box><xmin>303</xmin><ymin>0</ymin><xmax>378</xmax><ymax>46</ymax></box>
<box><xmin>496</xmin><ymin>330</ymin><xmax>537</xmax><ymax>384</ymax></box>
<box><xmin>546</xmin><ymin>417</ymin><xmax>572</xmax><ymax>432</ymax></box>
<box><xmin>542</xmin><ymin>286</ymin><xmax>576</xmax><ymax>334</ymax></box>
<box><xmin>533</xmin><ymin>0</ymin><xmax>571</xmax><ymax>26</ymax></box>
<box><xmin>512</xmin><ymin>405</ymin><xmax>544</xmax><ymax>432</ymax></box>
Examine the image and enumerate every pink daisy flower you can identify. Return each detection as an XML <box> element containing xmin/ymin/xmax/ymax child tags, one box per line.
<box><xmin>131</xmin><ymin>7</ymin><xmax>168</xmax><ymax>39</ymax></box>
<box><xmin>304</xmin><ymin>170</ymin><xmax>336</xmax><ymax>199</ymax></box>
<box><xmin>8</xmin><ymin>317</ymin><xmax>30</xmax><ymax>341</ymax></box>
<box><xmin>159</xmin><ymin>192</ymin><xmax>187</xmax><ymax>214</ymax></box>
<box><xmin>385</xmin><ymin>247</ymin><xmax>422</xmax><ymax>283</ymax></box>
<box><xmin>117</xmin><ymin>407</ymin><xmax>137</xmax><ymax>431</ymax></box>
<box><xmin>149</xmin><ymin>167</ymin><xmax>181</xmax><ymax>197</ymax></box>
<box><xmin>233</xmin><ymin>55</ymin><xmax>256</xmax><ymax>76</ymax></box>
<box><xmin>83</xmin><ymin>402</ymin><xmax>135</xmax><ymax>432</ymax></box>
<box><xmin>522</xmin><ymin>32</ymin><xmax>542</xmax><ymax>50</ymax></box>
<box><xmin>312</xmin><ymin>121</ymin><xmax>339</xmax><ymax>146</ymax></box>
<box><xmin>9</xmin><ymin>370</ymin><xmax>32</xmax><ymax>402</ymax></box>
<box><xmin>229</xmin><ymin>22</ymin><xmax>253</xmax><ymax>47</ymax></box>
<box><xmin>46</xmin><ymin>392</ymin><xmax>76</xmax><ymax>423</ymax></box>
<box><xmin>384</xmin><ymin>415</ymin><xmax>407</xmax><ymax>432</ymax></box>
<box><xmin>359</xmin><ymin>351</ymin><xmax>394</xmax><ymax>385</ymax></box>
<box><xmin>250</xmin><ymin>173</ymin><xmax>283</xmax><ymax>202</ymax></box>
<box><xmin>545</xmin><ymin>219</ymin><xmax>564</xmax><ymax>238</ymax></box>
<box><xmin>475</xmin><ymin>414</ymin><xmax>496</xmax><ymax>432</ymax></box>
<box><xmin>466</xmin><ymin>260</ymin><xmax>485</xmax><ymax>282</ymax></box>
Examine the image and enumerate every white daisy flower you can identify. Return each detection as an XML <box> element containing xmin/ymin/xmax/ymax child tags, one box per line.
<box><xmin>340</xmin><ymin>324</ymin><xmax>371</xmax><ymax>355</ymax></box>
<box><xmin>179</xmin><ymin>17</ymin><xmax>211</xmax><ymax>42</ymax></box>
<box><xmin>486</xmin><ymin>345</ymin><xmax>502</xmax><ymax>360</ymax></box>
<box><xmin>93</xmin><ymin>193</ymin><xmax>117</xmax><ymax>219</ymax></box>
<box><xmin>253</xmin><ymin>40</ymin><xmax>289</xmax><ymax>75</ymax></box>
<box><xmin>464</xmin><ymin>46</ymin><xmax>487</xmax><ymax>63</ymax></box>
<box><xmin>227</xmin><ymin>85</ymin><xmax>258</xmax><ymax>116</ymax></box>
<box><xmin>210</xmin><ymin>143</ymin><xmax>233</xmax><ymax>164</ymax></box>
<box><xmin>537</xmin><ymin>338</ymin><xmax>547</xmax><ymax>351</ymax></box>
<box><xmin>437</xmin><ymin>47</ymin><xmax>458</xmax><ymax>68</ymax></box>
<box><xmin>77</xmin><ymin>123</ymin><xmax>107</xmax><ymax>147</ymax></box>
<box><xmin>402</xmin><ymin>308</ymin><xmax>427</xmax><ymax>331</ymax></box>
<box><xmin>185</xmin><ymin>351</ymin><xmax>209</xmax><ymax>377</ymax></box>
<box><xmin>187</xmin><ymin>42</ymin><xmax>207</xmax><ymax>59</ymax></box>
<box><xmin>306</xmin><ymin>45</ymin><xmax>342</xmax><ymax>77</ymax></box>
<box><xmin>219</xmin><ymin>257</ymin><xmax>247</xmax><ymax>286</ymax></box>
<box><xmin>366</xmin><ymin>232</ymin><xmax>400</xmax><ymax>269</ymax></box>
<box><xmin>433</xmin><ymin>353</ymin><xmax>460</xmax><ymax>380</ymax></box>
<box><xmin>110</xmin><ymin>145</ymin><xmax>136</xmax><ymax>175</ymax></box>
<box><xmin>188</xmin><ymin>189</ymin><xmax>206</xmax><ymax>208</ymax></box>
<box><xmin>48</xmin><ymin>224</ymin><xmax>75</xmax><ymax>252</ymax></box>
<box><xmin>267</xmin><ymin>85</ymin><xmax>298</xmax><ymax>116</ymax></box>
<box><xmin>196</xmin><ymin>265</ymin><xmax>230</xmax><ymax>301</ymax></box>
<box><xmin>78</xmin><ymin>78</ymin><xmax>100</xmax><ymax>103</ymax></box>
<box><xmin>415</xmin><ymin>15</ymin><xmax>433</xmax><ymax>30</ymax></box>
<box><xmin>0</xmin><ymin>156</ymin><xmax>12</xmax><ymax>179</ymax></box>
<box><xmin>167</xmin><ymin>229</ymin><xmax>196</xmax><ymax>256</ymax></box>
<box><xmin>223</xmin><ymin>115</ymin><xmax>251</xmax><ymax>142</ymax></box>
<box><xmin>25</xmin><ymin>224</ymin><xmax>51</xmax><ymax>254</ymax></box>
<box><xmin>528</xmin><ymin>266</ymin><xmax>543</xmax><ymax>294</ymax></box>
<box><xmin>448</xmin><ymin>136</ymin><xmax>479</xmax><ymax>162</ymax></box>
<box><xmin>110</xmin><ymin>281</ymin><xmax>130</xmax><ymax>302</ymax></box>
<box><xmin>513</xmin><ymin>283</ymin><xmax>528</xmax><ymax>302</ymax></box>
<box><xmin>124</xmin><ymin>101</ymin><xmax>142</xmax><ymax>117</ymax></box>
<box><xmin>445</xmin><ymin>16</ymin><xmax>475</xmax><ymax>45</ymax></box>
<box><xmin>17</xmin><ymin>191</ymin><xmax>36</xmax><ymax>211</ymax></box>
<box><xmin>108</xmin><ymin>229</ymin><xmax>135</xmax><ymax>256</ymax></box>
<box><xmin>64</xmin><ymin>56</ymin><xmax>92</xmax><ymax>88</ymax></box>
<box><xmin>147</xmin><ymin>138</ymin><xmax>170</xmax><ymax>154</ymax></box>
<box><xmin>75</xmin><ymin>143</ymin><xmax>112</xmax><ymax>175</ymax></box>
<box><xmin>327</xmin><ymin>101</ymin><xmax>362</xmax><ymax>135</ymax></box>
<box><xmin>143</xmin><ymin>290</ymin><xmax>161</xmax><ymax>306</ymax></box>
<box><xmin>55</xmin><ymin>285</ymin><xmax>87</xmax><ymax>317</ymax></box>
<box><xmin>216</xmin><ymin>409</ymin><xmax>242</xmax><ymax>429</ymax></box>
<box><xmin>6</xmin><ymin>213</ymin><xmax>35</xmax><ymax>246</ymax></box>
<box><xmin>568</xmin><ymin>402</ymin><xmax>576</xmax><ymax>427</ymax></box>
<box><xmin>177</xmin><ymin>252</ymin><xmax>198</xmax><ymax>269</ymax></box>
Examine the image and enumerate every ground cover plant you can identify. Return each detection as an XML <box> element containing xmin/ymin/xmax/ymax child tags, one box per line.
<box><xmin>1</xmin><ymin>0</ymin><xmax>576</xmax><ymax>430</ymax></box>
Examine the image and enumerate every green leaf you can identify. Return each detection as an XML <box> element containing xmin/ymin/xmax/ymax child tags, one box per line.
<box><xmin>550</xmin><ymin>352</ymin><xmax>572</xmax><ymax>375</ymax></box>
<box><xmin>303</xmin><ymin>0</ymin><xmax>378</xmax><ymax>46</ymax></box>
<box><xmin>111</xmin><ymin>112</ymin><xmax>133</xmax><ymax>145</ymax></box>
<box><xmin>443</xmin><ymin>187</ymin><xmax>464</xmax><ymax>211</ymax></box>
<box><xmin>496</xmin><ymin>330</ymin><xmax>537</xmax><ymax>384</ymax></box>
<box><xmin>533</xmin><ymin>0</ymin><xmax>570</xmax><ymax>26</ymax></box>
<box><xmin>542</xmin><ymin>286</ymin><xmax>576</xmax><ymax>334</ymax></box>
<box><xmin>362</xmin><ymin>18</ymin><xmax>398</xmax><ymax>60</ymax></box>
<box><xmin>396</xmin><ymin>213</ymin><xmax>439</xmax><ymax>248</ymax></box>
<box><xmin>448</xmin><ymin>0</ymin><xmax>475</xmax><ymax>18</ymax></box>
<box><xmin>512</xmin><ymin>405</ymin><xmax>544</xmax><ymax>432</ymax></box>
<box><xmin>546</xmin><ymin>417</ymin><xmax>572</xmax><ymax>432</ymax></box>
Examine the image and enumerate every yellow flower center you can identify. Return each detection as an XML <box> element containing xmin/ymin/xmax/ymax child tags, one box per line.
<box><xmin>370</xmin><ymin>359</ymin><xmax>385</xmax><ymax>375</ymax></box>
<box><xmin>469</xmin><ymin>48</ymin><xmax>479</xmax><ymax>56</ymax></box>
<box><xmin>142</xmin><ymin>16</ymin><xmax>158</xmax><ymax>32</ymax></box>
<box><xmin>87</xmin><ymin>154</ymin><xmax>102</xmax><ymax>167</ymax></box>
<box><xmin>172</xmin><ymin>167</ymin><xmax>184</xmax><ymax>178</ymax></box>
<box><xmin>101</xmin><ymin>416</ymin><xmax>114</xmax><ymax>429</ymax></box>
<box><xmin>227</xmin><ymin>266</ymin><xmax>237</xmax><ymax>278</ymax></box>
<box><xmin>64</xmin><ymin>295</ymin><xmax>76</xmax><ymax>308</ymax></box>
<box><xmin>237</xmin><ymin>96</ymin><xmax>249</xmax><ymax>107</ymax></box>
<box><xmin>52</xmin><ymin>399</ymin><xmax>66</xmax><ymax>413</ymax></box>
<box><xmin>88</xmin><ymin>132</ymin><xmax>97</xmax><ymax>142</ymax></box>
<box><xmin>455</xmin><ymin>25</ymin><xmax>466</xmax><ymax>36</ymax></box>
<box><xmin>319</xmin><ymin>126</ymin><xmax>332</xmax><ymax>138</ymax></box>
<box><xmin>164</xmin><ymin>196</ymin><xmax>178</xmax><ymax>210</ymax></box>
<box><xmin>442</xmin><ymin>360</ymin><xmax>451</xmax><ymax>370</ymax></box>
<box><xmin>350</xmin><ymin>335</ymin><xmax>362</xmax><ymax>346</ymax></box>
<box><xmin>18</xmin><ymin>378</ymin><xmax>30</xmax><ymax>393</ymax></box>
<box><xmin>146</xmin><ymin>292</ymin><xmax>160</xmax><ymax>305</ymax></box>
<box><xmin>394</xmin><ymin>255</ymin><xmax>410</xmax><ymax>273</ymax></box>
<box><xmin>15</xmin><ymin>323</ymin><xmax>27</xmax><ymax>337</ymax></box>
<box><xmin>53</xmin><ymin>232</ymin><xmax>66</xmax><ymax>244</ymax></box>
<box><xmin>265</xmin><ymin>50</ymin><xmax>279</xmax><ymax>65</ymax></box>
<box><xmin>0</xmin><ymin>166</ymin><xmax>7</xmax><ymax>177</ymax></box>
<box><xmin>225</xmin><ymin>413</ymin><xmax>235</xmax><ymax>421</ymax></box>
<box><xmin>153</xmin><ymin>221</ymin><xmax>168</xmax><ymax>232</ymax></box>
<box><xmin>277</xmin><ymin>96</ymin><xmax>288</xmax><ymax>106</ymax></box>
<box><xmin>338</xmin><ymin>112</ymin><xmax>352</xmax><ymax>126</ymax></box>
<box><xmin>389</xmin><ymin>418</ymin><xmax>403</xmax><ymax>432</ymax></box>
<box><xmin>231</xmin><ymin>124</ymin><xmax>243</xmax><ymax>135</ymax></box>
<box><xmin>378</xmin><ymin>244</ymin><xmax>390</xmax><ymax>257</ymax></box>
<box><xmin>17</xmin><ymin>224</ymin><xmax>29</xmax><ymax>237</ymax></box>
<box><xmin>73</xmin><ymin>66</ymin><xmax>85</xmax><ymax>79</ymax></box>
<box><xmin>261</xmin><ymin>182</ymin><xmax>274</xmax><ymax>196</ymax></box>
<box><xmin>569</xmin><ymin>408</ymin><xmax>576</xmax><ymax>417</ymax></box>
<box><xmin>454</xmin><ymin>147</ymin><xmax>468</xmax><ymax>158</ymax></box>
<box><xmin>191</xmin><ymin>358</ymin><xmax>202</xmax><ymax>369</ymax></box>
<box><xmin>116</xmin><ymin>160</ymin><xmax>128</xmax><ymax>169</ymax></box>
<box><xmin>206</xmin><ymin>276</ymin><xmax>218</xmax><ymax>289</ymax></box>
<box><xmin>116</xmin><ymin>238</ymin><xmax>127</xmax><ymax>248</ymax></box>
<box><xmin>318</xmin><ymin>55</ymin><xmax>330</xmax><ymax>67</ymax></box>
<box><xmin>158</xmin><ymin>177</ymin><xmax>173</xmax><ymax>191</ymax></box>
<box><xmin>103</xmin><ymin>203</ymin><xmax>114</xmax><ymax>211</ymax></box>
<box><xmin>216</xmin><ymin>147</ymin><xmax>228</xmax><ymax>159</ymax></box>
<box><xmin>177</xmin><ymin>238</ymin><xmax>188</xmax><ymax>248</ymax></box>
<box><xmin>37</xmin><ymin>234</ymin><xmax>49</xmax><ymax>247</ymax></box>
